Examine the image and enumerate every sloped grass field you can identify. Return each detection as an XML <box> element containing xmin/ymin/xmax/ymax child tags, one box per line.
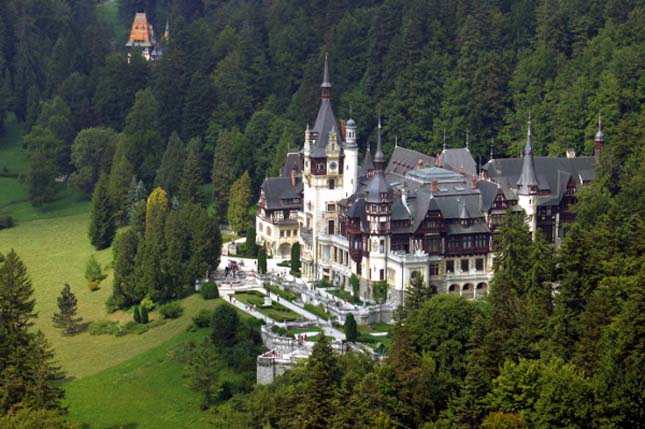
<box><xmin>0</xmin><ymin>213</ymin><xmax>223</xmax><ymax>379</ymax></box>
<box><xmin>0</xmin><ymin>114</ymin><xmax>90</xmax><ymax>222</ymax></box>
<box><xmin>64</xmin><ymin>321</ymin><xmax>213</xmax><ymax>429</ymax></box>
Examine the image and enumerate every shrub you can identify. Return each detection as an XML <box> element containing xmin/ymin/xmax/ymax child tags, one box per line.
<box><xmin>277</xmin><ymin>260</ymin><xmax>291</xmax><ymax>267</ymax></box>
<box><xmin>140</xmin><ymin>297</ymin><xmax>155</xmax><ymax>311</ymax></box>
<box><xmin>290</xmin><ymin>270</ymin><xmax>301</xmax><ymax>278</ymax></box>
<box><xmin>271</xmin><ymin>325</ymin><xmax>288</xmax><ymax>336</ymax></box>
<box><xmin>344</xmin><ymin>313</ymin><xmax>358</xmax><ymax>342</ymax></box>
<box><xmin>315</xmin><ymin>278</ymin><xmax>332</xmax><ymax>288</ymax></box>
<box><xmin>89</xmin><ymin>320</ymin><xmax>120</xmax><ymax>335</ymax></box>
<box><xmin>193</xmin><ymin>309</ymin><xmax>212</xmax><ymax>328</ymax></box>
<box><xmin>140</xmin><ymin>305</ymin><xmax>149</xmax><ymax>323</ymax></box>
<box><xmin>87</xmin><ymin>281</ymin><xmax>100</xmax><ymax>291</ymax></box>
<box><xmin>85</xmin><ymin>255</ymin><xmax>106</xmax><ymax>282</ymax></box>
<box><xmin>356</xmin><ymin>334</ymin><xmax>378</xmax><ymax>344</ymax></box>
<box><xmin>268</xmin><ymin>285</ymin><xmax>297</xmax><ymax>301</ymax></box>
<box><xmin>121</xmin><ymin>320</ymin><xmax>149</xmax><ymax>335</ymax></box>
<box><xmin>0</xmin><ymin>215</ymin><xmax>14</xmax><ymax>230</ymax></box>
<box><xmin>133</xmin><ymin>306</ymin><xmax>141</xmax><ymax>323</ymax></box>
<box><xmin>159</xmin><ymin>301</ymin><xmax>184</xmax><ymax>319</ymax></box>
<box><xmin>304</xmin><ymin>303</ymin><xmax>330</xmax><ymax>320</ymax></box>
<box><xmin>200</xmin><ymin>282</ymin><xmax>219</xmax><ymax>300</ymax></box>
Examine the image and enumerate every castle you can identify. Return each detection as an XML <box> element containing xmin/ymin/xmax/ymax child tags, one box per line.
<box><xmin>256</xmin><ymin>56</ymin><xmax>601</xmax><ymax>305</ymax></box>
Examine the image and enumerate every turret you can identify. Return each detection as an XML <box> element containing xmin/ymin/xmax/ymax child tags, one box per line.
<box><xmin>304</xmin><ymin>124</ymin><xmax>312</xmax><ymax>158</ymax></box>
<box><xmin>365</xmin><ymin>119</ymin><xmax>392</xmax><ymax>236</ymax></box>
<box><xmin>321</xmin><ymin>53</ymin><xmax>331</xmax><ymax>100</ymax></box>
<box><xmin>343</xmin><ymin>117</ymin><xmax>359</xmax><ymax>198</ymax></box>
<box><xmin>516</xmin><ymin>115</ymin><xmax>539</xmax><ymax>195</ymax></box>
<box><xmin>594</xmin><ymin>113</ymin><xmax>604</xmax><ymax>162</ymax></box>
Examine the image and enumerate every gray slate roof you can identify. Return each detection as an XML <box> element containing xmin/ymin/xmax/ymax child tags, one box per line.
<box><xmin>261</xmin><ymin>176</ymin><xmax>303</xmax><ymax>210</ymax></box>
<box><xmin>386</xmin><ymin>146</ymin><xmax>436</xmax><ymax>177</ymax></box>
<box><xmin>439</xmin><ymin>148</ymin><xmax>477</xmax><ymax>176</ymax></box>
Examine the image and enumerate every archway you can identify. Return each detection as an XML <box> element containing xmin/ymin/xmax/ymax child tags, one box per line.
<box><xmin>476</xmin><ymin>282</ymin><xmax>488</xmax><ymax>298</ymax></box>
<box><xmin>448</xmin><ymin>284</ymin><xmax>459</xmax><ymax>295</ymax></box>
<box><xmin>278</xmin><ymin>243</ymin><xmax>292</xmax><ymax>259</ymax></box>
<box><xmin>462</xmin><ymin>283</ymin><xmax>474</xmax><ymax>299</ymax></box>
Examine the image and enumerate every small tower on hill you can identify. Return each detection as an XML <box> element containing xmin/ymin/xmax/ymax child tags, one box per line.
<box><xmin>126</xmin><ymin>12</ymin><xmax>165</xmax><ymax>62</ymax></box>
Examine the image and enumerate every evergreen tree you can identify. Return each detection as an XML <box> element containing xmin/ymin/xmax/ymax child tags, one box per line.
<box><xmin>403</xmin><ymin>273</ymin><xmax>434</xmax><ymax>314</ymax></box>
<box><xmin>52</xmin><ymin>283</ymin><xmax>82</xmax><ymax>335</ymax></box>
<box><xmin>299</xmin><ymin>335</ymin><xmax>340</xmax><ymax>429</ymax></box>
<box><xmin>185</xmin><ymin>338</ymin><xmax>222</xmax><ymax>410</ymax></box>
<box><xmin>154</xmin><ymin>132</ymin><xmax>185</xmax><ymax>197</ymax></box>
<box><xmin>89</xmin><ymin>174</ymin><xmax>116</xmax><ymax>250</ymax></box>
<box><xmin>109</xmin><ymin>138</ymin><xmax>135</xmax><ymax>225</ymax></box>
<box><xmin>227</xmin><ymin>171</ymin><xmax>252</xmax><ymax>233</ymax></box>
<box><xmin>211</xmin><ymin>128</ymin><xmax>239</xmax><ymax>219</ymax></box>
<box><xmin>344</xmin><ymin>313</ymin><xmax>358</xmax><ymax>342</ymax></box>
<box><xmin>179</xmin><ymin>137</ymin><xmax>205</xmax><ymax>205</ymax></box>
<box><xmin>244</xmin><ymin>225</ymin><xmax>257</xmax><ymax>257</ymax></box>
<box><xmin>70</xmin><ymin>127</ymin><xmax>118</xmax><ymax>193</ymax></box>
<box><xmin>133</xmin><ymin>305</ymin><xmax>141</xmax><ymax>323</ymax></box>
<box><xmin>182</xmin><ymin>71</ymin><xmax>215</xmax><ymax>140</ymax></box>
<box><xmin>291</xmin><ymin>242</ymin><xmax>301</xmax><ymax>274</ymax></box>
<box><xmin>126</xmin><ymin>177</ymin><xmax>148</xmax><ymax>223</ymax></box>
<box><xmin>257</xmin><ymin>246</ymin><xmax>267</xmax><ymax>274</ymax></box>
<box><xmin>140</xmin><ymin>304</ymin><xmax>149</xmax><ymax>324</ymax></box>
<box><xmin>112</xmin><ymin>228</ymin><xmax>141</xmax><ymax>308</ymax></box>
<box><xmin>211</xmin><ymin>303</ymin><xmax>240</xmax><ymax>350</ymax></box>
<box><xmin>135</xmin><ymin>187</ymin><xmax>170</xmax><ymax>302</ymax></box>
<box><xmin>0</xmin><ymin>250</ymin><xmax>64</xmax><ymax>412</ymax></box>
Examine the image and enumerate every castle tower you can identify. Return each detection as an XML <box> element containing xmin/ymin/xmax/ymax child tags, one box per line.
<box><xmin>126</xmin><ymin>12</ymin><xmax>155</xmax><ymax>61</ymax></box>
<box><xmin>517</xmin><ymin>115</ymin><xmax>539</xmax><ymax>233</ymax></box>
<box><xmin>594</xmin><ymin>113</ymin><xmax>604</xmax><ymax>162</ymax></box>
<box><xmin>343</xmin><ymin>117</ymin><xmax>359</xmax><ymax>198</ymax></box>
<box><xmin>364</xmin><ymin>119</ymin><xmax>392</xmax><ymax>282</ymax></box>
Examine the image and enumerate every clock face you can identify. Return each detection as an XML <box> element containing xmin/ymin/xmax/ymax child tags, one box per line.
<box><xmin>329</xmin><ymin>161</ymin><xmax>337</xmax><ymax>170</ymax></box>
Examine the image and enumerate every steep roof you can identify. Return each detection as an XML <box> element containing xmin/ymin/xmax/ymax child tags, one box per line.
<box><xmin>439</xmin><ymin>148</ymin><xmax>477</xmax><ymax>176</ymax></box>
<box><xmin>261</xmin><ymin>177</ymin><xmax>303</xmax><ymax>210</ymax></box>
<box><xmin>310</xmin><ymin>56</ymin><xmax>340</xmax><ymax>158</ymax></box>
<box><xmin>385</xmin><ymin>146</ymin><xmax>436</xmax><ymax>177</ymax></box>
<box><xmin>360</xmin><ymin>145</ymin><xmax>374</xmax><ymax>177</ymax></box>
<box><xmin>516</xmin><ymin>123</ymin><xmax>539</xmax><ymax>193</ymax></box>
<box><xmin>282</xmin><ymin>152</ymin><xmax>303</xmax><ymax>177</ymax></box>
<box><xmin>126</xmin><ymin>12</ymin><xmax>154</xmax><ymax>47</ymax></box>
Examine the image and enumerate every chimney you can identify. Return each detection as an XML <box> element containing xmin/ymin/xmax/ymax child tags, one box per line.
<box><xmin>435</xmin><ymin>154</ymin><xmax>441</xmax><ymax>167</ymax></box>
<box><xmin>594</xmin><ymin>113</ymin><xmax>604</xmax><ymax>162</ymax></box>
<box><xmin>471</xmin><ymin>176</ymin><xmax>478</xmax><ymax>189</ymax></box>
<box><xmin>417</xmin><ymin>159</ymin><xmax>424</xmax><ymax>169</ymax></box>
<box><xmin>432</xmin><ymin>177</ymin><xmax>439</xmax><ymax>192</ymax></box>
<box><xmin>290</xmin><ymin>165</ymin><xmax>297</xmax><ymax>186</ymax></box>
<box><xmin>566</xmin><ymin>148</ymin><xmax>576</xmax><ymax>159</ymax></box>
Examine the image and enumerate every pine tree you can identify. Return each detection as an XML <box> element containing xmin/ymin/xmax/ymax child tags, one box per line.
<box><xmin>89</xmin><ymin>174</ymin><xmax>116</xmax><ymax>250</ymax></box>
<box><xmin>182</xmin><ymin>71</ymin><xmax>215</xmax><ymax>140</ymax></box>
<box><xmin>344</xmin><ymin>313</ymin><xmax>358</xmax><ymax>342</ymax></box>
<box><xmin>227</xmin><ymin>171</ymin><xmax>252</xmax><ymax>233</ymax></box>
<box><xmin>185</xmin><ymin>338</ymin><xmax>222</xmax><ymax>410</ymax></box>
<box><xmin>257</xmin><ymin>246</ymin><xmax>267</xmax><ymax>274</ymax></box>
<box><xmin>140</xmin><ymin>304</ymin><xmax>149</xmax><ymax>324</ymax></box>
<box><xmin>155</xmin><ymin>132</ymin><xmax>185</xmax><ymax>197</ymax></box>
<box><xmin>178</xmin><ymin>137</ymin><xmax>205</xmax><ymax>205</ymax></box>
<box><xmin>211</xmin><ymin>129</ymin><xmax>239</xmax><ymax>220</ymax></box>
<box><xmin>0</xmin><ymin>250</ymin><xmax>64</xmax><ymax>412</ymax></box>
<box><xmin>404</xmin><ymin>273</ymin><xmax>434</xmax><ymax>314</ymax></box>
<box><xmin>109</xmin><ymin>138</ymin><xmax>135</xmax><ymax>225</ymax></box>
<box><xmin>291</xmin><ymin>242</ymin><xmax>301</xmax><ymax>273</ymax></box>
<box><xmin>112</xmin><ymin>228</ymin><xmax>141</xmax><ymax>308</ymax></box>
<box><xmin>133</xmin><ymin>305</ymin><xmax>141</xmax><ymax>323</ymax></box>
<box><xmin>52</xmin><ymin>283</ymin><xmax>82</xmax><ymax>335</ymax></box>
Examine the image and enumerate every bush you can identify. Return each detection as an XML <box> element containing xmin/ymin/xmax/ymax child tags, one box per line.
<box><xmin>0</xmin><ymin>215</ymin><xmax>14</xmax><ymax>230</ymax></box>
<box><xmin>344</xmin><ymin>313</ymin><xmax>358</xmax><ymax>342</ymax></box>
<box><xmin>290</xmin><ymin>270</ymin><xmax>301</xmax><ymax>278</ymax></box>
<box><xmin>271</xmin><ymin>325</ymin><xmax>288</xmax><ymax>336</ymax></box>
<box><xmin>200</xmin><ymin>282</ymin><xmax>219</xmax><ymax>299</ymax></box>
<box><xmin>85</xmin><ymin>255</ymin><xmax>106</xmax><ymax>282</ymax></box>
<box><xmin>120</xmin><ymin>321</ymin><xmax>149</xmax><ymax>335</ymax></box>
<box><xmin>193</xmin><ymin>309</ymin><xmax>212</xmax><ymax>328</ymax></box>
<box><xmin>268</xmin><ymin>285</ymin><xmax>297</xmax><ymax>301</ymax></box>
<box><xmin>89</xmin><ymin>320</ymin><xmax>120</xmax><ymax>335</ymax></box>
<box><xmin>356</xmin><ymin>334</ymin><xmax>378</xmax><ymax>344</ymax></box>
<box><xmin>140</xmin><ymin>297</ymin><xmax>155</xmax><ymax>311</ymax></box>
<box><xmin>87</xmin><ymin>281</ymin><xmax>101</xmax><ymax>291</ymax></box>
<box><xmin>133</xmin><ymin>306</ymin><xmax>141</xmax><ymax>323</ymax></box>
<box><xmin>140</xmin><ymin>305</ymin><xmax>149</xmax><ymax>323</ymax></box>
<box><xmin>304</xmin><ymin>303</ymin><xmax>330</xmax><ymax>320</ymax></box>
<box><xmin>315</xmin><ymin>278</ymin><xmax>332</xmax><ymax>288</ymax></box>
<box><xmin>277</xmin><ymin>260</ymin><xmax>291</xmax><ymax>267</ymax></box>
<box><xmin>159</xmin><ymin>301</ymin><xmax>184</xmax><ymax>319</ymax></box>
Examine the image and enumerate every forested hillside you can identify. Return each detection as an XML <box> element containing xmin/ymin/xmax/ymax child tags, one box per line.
<box><xmin>0</xmin><ymin>0</ymin><xmax>643</xmax><ymax>209</ymax></box>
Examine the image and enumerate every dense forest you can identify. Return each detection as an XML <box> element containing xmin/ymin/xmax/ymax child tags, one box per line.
<box><xmin>0</xmin><ymin>0</ymin><xmax>643</xmax><ymax>427</ymax></box>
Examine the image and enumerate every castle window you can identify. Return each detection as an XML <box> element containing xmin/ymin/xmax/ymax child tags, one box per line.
<box><xmin>461</xmin><ymin>259</ymin><xmax>469</xmax><ymax>272</ymax></box>
<box><xmin>379</xmin><ymin>239</ymin><xmax>384</xmax><ymax>253</ymax></box>
<box><xmin>380</xmin><ymin>269</ymin><xmax>384</xmax><ymax>281</ymax></box>
<box><xmin>328</xmin><ymin>179</ymin><xmax>335</xmax><ymax>189</ymax></box>
<box><xmin>475</xmin><ymin>258</ymin><xmax>484</xmax><ymax>271</ymax></box>
<box><xmin>430</xmin><ymin>263</ymin><xmax>439</xmax><ymax>276</ymax></box>
<box><xmin>446</xmin><ymin>260</ymin><xmax>454</xmax><ymax>273</ymax></box>
<box><xmin>327</xmin><ymin>204</ymin><xmax>335</xmax><ymax>212</ymax></box>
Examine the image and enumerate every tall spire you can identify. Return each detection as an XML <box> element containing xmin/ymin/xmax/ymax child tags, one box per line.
<box><xmin>321</xmin><ymin>52</ymin><xmax>331</xmax><ymax>99</ymax></box>
<box><xmin>595</xmin><ymin>111</ymin><xmax>604</xmax><ymax>141</ymax></box>
<box><xmin>489</xmin><ymin>138</ymin><xmax>494</xmax><ymax>161</ymax></box>
<box><xmin>465</xmin><ymin>128</ymin><xmax>470</xmax><ymax>150</ymax></box>
<box><xmin>443</xmin><ymin>128</ymin><xmax>447</xmax><ymax>151</ymax></box>
<box><xmin>374</xmin><ymin>118</ymin><xmax>384</xmax><ymax>171</ymax></box>
<box><xmin>517</xmin><ymin>112</ymin><xmax>539</xmax><ymax>195</ymax></box>
<box><xmin>594</xmin><ymin>111</ymin><xmax>604</xmax><ymax>162</ymax></box>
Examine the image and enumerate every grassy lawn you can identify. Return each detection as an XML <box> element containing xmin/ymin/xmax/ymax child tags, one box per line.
<box><xmin>234</xmin><ymin>291</ymin><xmax>301</xmax><ymax>322</ymax></box>
<box><xmin>0</xmin><ymin>213</ymin><xmax>223</xmax><ymax>379</ymax></box>
<box><xmin>0</xmin><ymin>114</ymin><xmax>90</xmax><ymax>222</ymax></box>
<box><xmin>64</xmin><ymin>326</ymin><xmax>212</xmax><ymax>429</ymax></box>
<box><xmin>304</xmin><ymin>303</ymin><xmax>331</xmax><ymax>321</ymax></box>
